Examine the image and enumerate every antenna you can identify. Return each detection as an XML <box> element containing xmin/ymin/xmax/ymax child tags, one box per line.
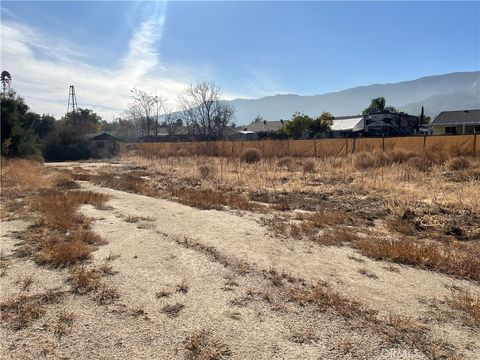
<box><xmin>67</xmin><ymin>85</ymin><xmax>78</xmax><ymax>114</ymax></box>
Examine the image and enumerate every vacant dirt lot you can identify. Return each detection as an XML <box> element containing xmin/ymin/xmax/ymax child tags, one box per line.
<box><xmin>1</xmin><ymin>152</ymin><xmax>479</xmax><ymax>359</ymax></box>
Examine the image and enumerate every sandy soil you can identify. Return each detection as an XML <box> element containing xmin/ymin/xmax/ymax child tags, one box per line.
<box><xmin>1</xmin><ymin>161</ymin><xmax>479</xmax><ymax>359</ymax></box>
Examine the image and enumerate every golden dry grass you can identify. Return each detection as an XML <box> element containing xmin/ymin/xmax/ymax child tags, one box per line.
<box><xmin>183</xmin><ymin>329</ymin><xmax>232</xmax><ymax>360</ymax></box>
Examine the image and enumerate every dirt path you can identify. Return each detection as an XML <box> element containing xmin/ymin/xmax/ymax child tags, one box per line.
<box><xmin>1</xmin><ymin>161</ymin><xmax>478</xmax><ymax>359</ymax></box>
<box><xmin>76</xmin><ymin>180</ymin><xmax>479</xmax><ymax>357</ymax></box>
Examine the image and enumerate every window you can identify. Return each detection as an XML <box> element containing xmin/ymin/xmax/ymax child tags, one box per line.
<box><xmin>445</xmin><ymin>127</ymin><xmax>457</xmax><ymax>135</ymax></box>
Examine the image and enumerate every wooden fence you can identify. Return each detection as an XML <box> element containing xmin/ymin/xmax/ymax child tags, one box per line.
<box><xmin>120</xmin><ymin>134</ymin><xmax>478</xmax><ymax>158</ymax></box>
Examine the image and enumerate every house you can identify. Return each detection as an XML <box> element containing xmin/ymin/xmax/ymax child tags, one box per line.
<box><xmin>329</xmin><ymin>111</ymin><xmax>419</xmax><ymax>137</ymax></box>
<box><xmin>363</xmin><ymin>111</ymin><xmax>419</xmax><ymax>136</ymax></box>
<box><xmin>429</xmin><ymin>109</ymin><xmax>480</xmax><ymax>135</ymax></box>
<box><xmin>229</xmin><ymin>130</ymin><xmax>258</xmax><ymax>141</ymax></box>
<box><xmin>87</xmin><ymin>132</ymin><xmax>122</xmax><ymax>158</ymax></box>
<box><xmin>330</xmin><ymin>115</ymin><xmax>364</xmax><ymax>137</ymax></box>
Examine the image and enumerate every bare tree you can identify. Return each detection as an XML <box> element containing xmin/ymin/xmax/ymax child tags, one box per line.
<box><xmin>128</xmin><ymin>89</ymin><xmax>155</xmax><ymax>136</ymax></box>
<box><xmin>178</xmin><ymin>80</ymin><xmax>235</xmax><ymax>138</ymax></box>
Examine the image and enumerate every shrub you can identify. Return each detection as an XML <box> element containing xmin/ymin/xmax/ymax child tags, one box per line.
<box><xmin>277</xmin><ymin>157</ymin><xmax>292</xmax><ymax>168</ymax></box>
<box><xmin>387</xmin><ymin>149</ymin><xmax>416</xmax><ymax>164</ymax></box>
<box><xmin>176</xmin><ymin>149</ymin><xmax>189</xmax><ymax>157</ymax></box>
<box><xmin>197</xmin><ymin>164</ymin><xmax>216</xmax><ymax>180</ymax></box>
<box><xmin>352</xmin><ymin>152</ymin><xmax>376</xmax><ymax>170</ymax></box>
<box><xmin>447</xmin><ymin>157</ymin><xmax>471</xmax><ymax>171</ymax></box>
<box><xmin>241</xmin><ymin>148</ymin><xmax>261</xmax><ymax>163</ymax></box>
<box><xmin>303</xmin><ymin>159</ymin><xmax>316</xmax><ymax>173</ymax></box>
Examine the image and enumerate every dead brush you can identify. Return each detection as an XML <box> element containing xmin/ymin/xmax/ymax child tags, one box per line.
<box><xmin>240</xmin><ymin>148</ymin><xmax>261</xmax><ymax>164</ymax></box>
<box><xmin>447</xmin><ymin>290</ymin><xmax>480</xmax><ymax>326</ymax></box>
<box><xmin>173</xmin><ymin>188</ymin><xmax>261</xmax><ymax>212</ymax></box>
<box><xmin>286</xmin><ymin>281</ymin><xmax>371</xmax><ymax>319</ymax></box>
<box><xmin>353</xmin><ymin>237</ymin><xmax>480</xmax><ymax>281</ymax></box>
<box><xmin>197</xmin><ymin>164</ymin><xmax>216</xmax><ymax>180</ymax></box>
<box><xmin>1</xmin><ymin>159</ymin><xmax>52</xmax><ymax>195</ymax></box>
<box><xmin>90</xmin><ymin>172</ymin><xmax>156</xmax><ymax>196</ymax></box>
<box><xmin>183</xmin><ymin>329</ymin><xmax>232</xmax><ymax>360</ymax></box>
<box><xmin>0</xmin><ymin>289</ymin><xmax>63</xmax><ymax>330</ymax></box>
<box><xmin>53</xmin><ymin>310</ymin><xmax>76</xmax><ymax>339</ymax></box>
<box><xmin>35</xmin><ymin>238</ymin><xmax>91</xmax><ymax>267</ymax></box>
<box><xmin>313</xmin><ymin>228</ymin><xmax>359</xmax><ymax>246</ymax></box>
<box><xmin>68</xmin><ymin>265</ymin><xmax>101</xmax><ymax>294</ymax></box>
<box><xmin>302</xmin><ymin>159</ymin><xmax>316</xmax><ymax>173</ymax></box>
<box><xmin>446</xmin><ymin>156</ymin><xmax>471</xmax><ymax>171</ymax></box>
<box><xmin>0</xmin><ymin>293</ymin><xmax>45</xmax><ymax>330</ymax></box>
<box><xmin>95</xmin><ymin>284</ymin><xmax>120</xmax><ymax>305</ymax></box>
<box><xmin>176</xmin><ymin>280</ymin><xmax>189</xmax><ymax>294</ymax></box>
<box><xmin>15</xmin><ymin>275</ymin><xmax>34</xmax><ymax>291</ymax></box>
<box><xmin>162</xmin><ymin>303</ymin><xmax>185</xmax><ymax>318</ymax></box>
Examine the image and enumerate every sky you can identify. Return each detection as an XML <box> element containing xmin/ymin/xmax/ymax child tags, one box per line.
<box><xmin>1</xmin><ymin>1</ymin><xmax>479</xmax><ymax>121</ymax></box>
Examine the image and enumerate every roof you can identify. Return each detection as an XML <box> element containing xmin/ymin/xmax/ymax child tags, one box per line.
<box><xmin>430</xmin><ymin>109</ymin><xmax>480</xmax><ymax>126</ymax></box>
<box><xmin>331</xmin><ymin>116</ymin><xmax>364</xmax><ymax>132</ymax></box>
<box><xmin>244</xmin><ymin>120</ymin><xmax>285</xmax><ymax>132</ymax></box>
<box><xmin>87</xmin><ymin>132</ymin><xmax>122</xmax><ymax>141</ymax></box>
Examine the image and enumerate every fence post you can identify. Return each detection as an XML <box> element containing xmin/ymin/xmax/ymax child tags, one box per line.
<box><xmin>352</xmin><ymin>137</ymin><xmax>356</xmax><ymax>154</ymax></box>
<box><xmin>474</xmin><ymin>133</ymin><xmax>477</xmax><ymax>157</ymax></box>
<box><xmin>345</xmin><ymin>137</ymin><xmax>348</xmax><ymax>157</ymax></box>
<box><xmin>382</xmin><ymin>135</ymin><xmax>385</xmax><ymax>152</ymax></box>
<box><xmin>314</xmin><ymin>138</ymin><xmax>317</xmax><ymax>157</ymax></box>
<box><xmin>423</xmin><ymin>135</ymin><xmax>427</xmax><ymax>152</ymax></box>
<box><xmin>287</xmin><ymin>139</ymin><xmax>290</xmax><ymax>156</ymax></box>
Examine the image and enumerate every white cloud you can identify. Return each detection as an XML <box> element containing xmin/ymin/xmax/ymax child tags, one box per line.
<box><xmin>0</xmin><ymin>16</ymin><xmax>190</xmax><ymax>120</ymax></box>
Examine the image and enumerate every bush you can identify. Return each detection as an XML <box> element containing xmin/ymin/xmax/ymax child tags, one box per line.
<box><xmin>387</xmin><ymin>149</ymin><xmax>416</xmax><ymax>164</ymax></box>
<box><xmin>352</xmin><ymin>152</ymin><xmax>376</xmax><ymax>170</ymax></box>
<box><xmin>43</xmin><ymin>128</ymin><xmax>90</xmax><ymax>161</ymax></box>
<box><xmin>176</xmin><ymin>149</ymin><xmax>189</xmax><ymax>157</ymax></box>
<box><xmin>277</xmin><ymin>157</ymin><xmax>292</xmax><ymax>168</ymax></box>
<box><xmin>241</xmin><ymin>148</ymin><xmax>261</xmax><ymax>163</ymax></box>
<box><xmin>197</xmin><ymin>164</ymin><xmax>216</xmax><ymax>180</ymax></box>
<box><xmin>447</xmin><ymin>157</ymin><xmax>471</xmax><ymax>171</ymax></box>
<box><xmin>303</xmin><ymin>159</ymin><xmax>316</xmax><ymax>173</ymax></box>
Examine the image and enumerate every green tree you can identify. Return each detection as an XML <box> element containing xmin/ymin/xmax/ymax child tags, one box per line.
<box><xmin>64</xmin><ymin>108</ymin><xmax>102</xmax><ymax>135</ymax></box>
<box><xmin>362</xmin><ymin>97</ymin><xmax>397</xmax><ymax>115</ymax></box>
<box><xmin>310</xmin><ymin>112</ymin><xmax>333</xmax><ymax>136</ymax></box>
<box><xmin>282</xmin><ymin>113</ymin><xmax>314</xmax><ymax>139</ymax></box>
<box><xmin>1</xmin><ymin>95</ymin><xmax>42</xmax><ymax>159</ymax></box>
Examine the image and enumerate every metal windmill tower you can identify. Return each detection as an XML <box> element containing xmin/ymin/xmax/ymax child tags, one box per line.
<box><xmin>67</xmin><ymin>85</ymin><xmax>78</xmax><ymax>114</ymax></box>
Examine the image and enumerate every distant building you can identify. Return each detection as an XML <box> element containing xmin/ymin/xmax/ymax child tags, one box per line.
<box><xmin>363</xmin><ymin>111</ymin><xmax>419</xmax><ymax>136</ymax></box>
<box><xmin>330</xmin><ymin>115</ymin><xmax>364</xmax><ymax>137</ymax></box>
<box><xmin>330</xmin><ymin>111</ymin><xmax>419</xmax><ymax>137</ymax></box>
<box><xmin>429</xmin><ymin>109</ymin><xmax>480</xmax><ymax>135</ymax></box>
<box><xmin>229</xmin><ymin>130</ymin><xmax>258</xmax><ymax>141</ymax></box>
<box><xmin>87</xmin><ymin>132</ymin><xmax>122</xmax><ymax>158</ymax></box>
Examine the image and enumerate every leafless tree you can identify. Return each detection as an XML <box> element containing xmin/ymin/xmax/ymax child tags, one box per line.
<box><xmin>128</xmin><ymin>89</ymin><xmax>155</xmax><ymax>136</ymax></box>
<box><xmin>178</xmin><ymin>80</ymin><xmax>235</xmax><ymax>138</ymax></box>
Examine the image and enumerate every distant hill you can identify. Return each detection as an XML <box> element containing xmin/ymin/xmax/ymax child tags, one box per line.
<box><xmin>229</xmin><ymin>71</ymin><xmax>480</xmax><ymax>124</ymax></box>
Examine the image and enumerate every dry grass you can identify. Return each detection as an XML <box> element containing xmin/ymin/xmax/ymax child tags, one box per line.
<box><xmin>35</xmin><ymin>238</ymin><xmax>92</xmax><ymax>267</ymax></box>
<box><xmin>184</xmin><ymin>329</ymin><xmax>232</xmax><ymax>360</ymax></box>
<box><xmin>172</xmin><ymin>188</ymin><xmax>262</xmax><ymax>212</ymax></box>
<box><xmin>68</xmin><ymin>265</ymin><xmax>101</xmax><ymax>294</ymax></box>
<box><xmin>447</xmin><ymin>157</ymin><xmax>471</xmax><ymax>171</ymax></box>
<box><xmin>175</xmin><ymin>237</ymin><xmax>251</xmax><ymax>275</ymax></box>
<box><xmin>358</xmin><ymin>268</ymin><xmax>379</xmax><ymax>279</ymax></box>
<box><xmin>0</xmin><ymin>290</ymin><xmax>64</xmax><ymax>330</ymax></box>
<box><xmin>53</xmin><ymin>310</ymin><xmax>76</xmax><ymax>339</ymax></box>
<box><xmin>447</xmin><ymin>290</ymin><xmax>480</xmax><ymax>326</ymax></box>
<box><xmin>176</xmin><ymin>279</ymin><xmax>189</xmax><ymax>294</ymax></box>
<box><xmin>353</xmin><ymin>237</ymin><xmax>480</xmax><ymax>281</ymax></box>
<box><xmin>162</xmin><ymin>302</ymin><xmax>185</xmax><ymax>318</ymax></box>
<box><xmin>95</xmin><ymin>284</ymin><xmax>120</xmax><ymax>305</ymax></box>
<box><xmin>198</xmin><ymin>164</ymin><xmax>216</xmax><ymax>180</ymax></box>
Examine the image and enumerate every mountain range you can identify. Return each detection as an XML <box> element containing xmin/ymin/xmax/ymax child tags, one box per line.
<box><xmin>229</xmin><ymin>71</ymin><xmax>480</xmax><ymax>124</ymax></box>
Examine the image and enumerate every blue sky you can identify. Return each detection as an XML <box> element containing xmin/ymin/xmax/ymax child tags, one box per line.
<box><xmin>1</xmin><ymin>1</ymin><xmax>479</xmax><ymax>120</ymax></box>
